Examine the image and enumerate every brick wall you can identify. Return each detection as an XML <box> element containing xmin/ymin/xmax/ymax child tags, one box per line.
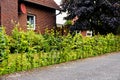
<box><xmin>18</xmin><ymin>12</ymin><xmax>27</xmax><ymax>31</ymax></box>
<box><xmin>81</xmin><ymin>31</ymin><xmax>87</xmax><ymax>36</ymax></box>
<box><xmin>0</xmin><ymin>0</ymin><xmax>18</xmax><ymax>34</ymax></box>
<box><xmin>25</xmin><ymin>2</ymin><xmax>56</xmax><ymax>33</ymax></box>
<box><xmin>0</xmin><ymin>0</ymin><xmax>56</xmax><ymax>34</ymax></box>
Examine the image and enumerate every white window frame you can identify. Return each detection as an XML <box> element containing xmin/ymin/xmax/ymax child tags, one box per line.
<box><xmin>86</xmin><ymin>30</ymin><xmax>92</xmax><ymax>37</ymax></box>
<box><xmin>27</xmin><ymin>14</ymin><xmax>36</xmax><ymax>30</ymax></box>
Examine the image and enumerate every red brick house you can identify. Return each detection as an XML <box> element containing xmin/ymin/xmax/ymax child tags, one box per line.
<box><xmin>0</xmin><ymin>0</ymin><xmax>60</xmax><ymax>34</ymax></box>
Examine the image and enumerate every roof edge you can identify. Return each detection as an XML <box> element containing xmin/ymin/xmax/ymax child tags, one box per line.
<box><xmin>23</xmin><ymin>0</ymin><xmax>61</xmax><ymax>10</ymax></box>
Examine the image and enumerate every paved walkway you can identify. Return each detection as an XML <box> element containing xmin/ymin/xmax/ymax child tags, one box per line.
<box><xmin>1</xmin><ymin>52</ymin><xmax>120</xmax><ymax>80</ymax></box>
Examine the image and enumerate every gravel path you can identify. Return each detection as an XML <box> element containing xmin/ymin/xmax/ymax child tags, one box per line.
<box><xmin>1</xmin><ymin>52</ymin><xmax>120</xmax><ymax>80</ymax></box>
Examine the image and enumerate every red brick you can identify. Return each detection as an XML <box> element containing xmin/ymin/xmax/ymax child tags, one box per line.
<box><xmin>0</xmin><ymin>0</ymin><xmax>59</xmax><ymax>34</ymax></box>
<box><xmin>0</xmin><ymin>0</ymin><xmax>18</xmax><ymax>34</ymax></box>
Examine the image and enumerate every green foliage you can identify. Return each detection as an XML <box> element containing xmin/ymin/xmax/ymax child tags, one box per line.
<box><xmin>0</xmin><ymin>27</ymin><xmax>10</xmax><ymax>63</ymax></box>
<box><xmin>0</xmin><ymin>27</ymin><xmax>120</xmax><ymax>75</ymax></box>
<box><xmin>64</xmin><ymin>20</ymin><xmax>72</xmax><ymax>26</ymax></box>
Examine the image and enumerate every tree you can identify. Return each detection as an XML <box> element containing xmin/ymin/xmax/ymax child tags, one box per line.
<box><xmin>61</xmin><ymin>0</ymin><xmax>120</xmax><ymax>35</ymax></box>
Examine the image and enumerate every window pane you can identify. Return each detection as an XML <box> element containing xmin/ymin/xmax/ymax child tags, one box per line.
<box><xmin>27</xmin><ymin>14</ymin><xmax>35</xmax><ymax>30</ymax></box>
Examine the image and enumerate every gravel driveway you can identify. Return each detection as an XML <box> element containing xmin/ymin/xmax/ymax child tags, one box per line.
<box><xmin>1</xmin><ymin>52</ymin><xmax>120</xmax><ymax>80</ymax></box>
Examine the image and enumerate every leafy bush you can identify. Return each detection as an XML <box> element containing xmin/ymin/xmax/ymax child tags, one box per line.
<box><xmin>0</xmin><ymin>27</ymin><xmax>120</xmax><ymax>75</ymax></box>
<box><xmin>0</xmin><ymin>27</ymin><xmax>10</xmax><ymax>63</ymax></box>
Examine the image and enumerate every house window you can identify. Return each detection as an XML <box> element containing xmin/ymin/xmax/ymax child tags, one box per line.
<box><xmin>86</xmin><ymin>30</ymin><xmax>92</xmax><ymax>37</ymax></box>
<box><xmin>27</xmin><ymin>14</ymin><xmax>35</xmax><ymax>30</ymax></box>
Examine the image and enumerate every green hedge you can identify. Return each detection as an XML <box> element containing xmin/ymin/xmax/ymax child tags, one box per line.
<box><xmin>0</xmin><ymin>27</ymin><xmax>120</xmax><ymax>75</ymax></box>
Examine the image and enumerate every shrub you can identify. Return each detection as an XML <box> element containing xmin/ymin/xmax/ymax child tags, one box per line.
<box><xmin>0</xmin><ymin>27</ymin><xmax>10</xmax><ymax>63</ymax></box>
<box><xmin>0</xmin><ymin>27</ymin><xmax>120</xmax><ymax>75</ymax></box>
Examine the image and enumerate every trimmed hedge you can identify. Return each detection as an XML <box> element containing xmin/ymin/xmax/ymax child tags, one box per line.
<box><xmin>0</xmin><ymin>27</ymin><xmax>120</xmax><ymax>75</ymax></box>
